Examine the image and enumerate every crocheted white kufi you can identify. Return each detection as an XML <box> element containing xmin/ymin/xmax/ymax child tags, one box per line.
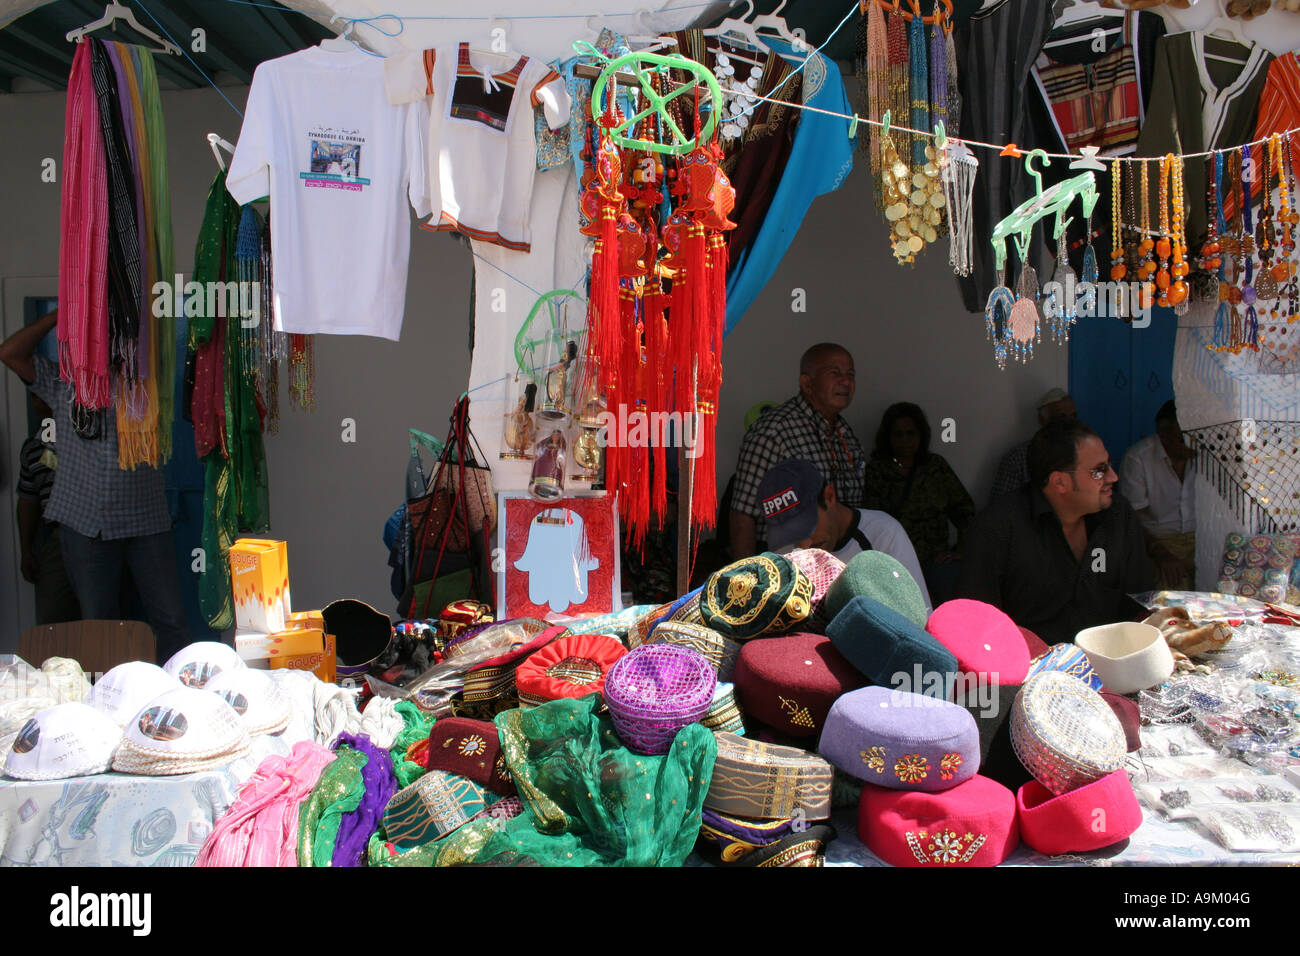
<box><xmin>5</xmin><ymin>702</ymin><xmax>122</xmax><ymax>780</ymax></box>
<box><xmin>205</xmin><ymin>667</ymin><xmax>292</xmax><ymax>737</ymax></box>
<box><xmin>87</xmin><ymin>661</ymin><xmax>182</xmax><ymax>726</ymax></box>
<box><xmin>113</xmin><ymin>686</ymin><xmax>250</xmax><ymax>775</ymax></box>
<box><xmin>163</xmin><ymin>642</ymin><xmax>245</xmax><ymax>689</ymax></box>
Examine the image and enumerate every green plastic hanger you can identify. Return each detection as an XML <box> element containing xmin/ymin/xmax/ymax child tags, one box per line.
<box><xmin>587</xmin><ymin>50</ymin><xmax>722</xmax><ymax>155</ymax></box>
<box><xmin>991</xmin><ymin>149</ymin><xmax>1099</xmax><ymax>272</ymax></box>
<box><xmin>513</xmin><ymin>289</ymin><xmax>585</xmax><ymax>377</ymax></box>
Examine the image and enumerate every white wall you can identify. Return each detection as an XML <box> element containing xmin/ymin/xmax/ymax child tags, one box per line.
<box><xmin>1</xmin><ymin>73</ymin><xmax>1059</xmax><ymax>650</ymax></box>
<box><xmin>716</xmin><ymin>102</ymin><xmax>1067</xmax><ymax>510</ymax></box>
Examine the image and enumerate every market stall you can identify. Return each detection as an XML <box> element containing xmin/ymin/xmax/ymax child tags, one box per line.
<box><xmin>3</xmin><ymin>0</ymin><xmax>1300</xmax><ymax>872</ymax></box>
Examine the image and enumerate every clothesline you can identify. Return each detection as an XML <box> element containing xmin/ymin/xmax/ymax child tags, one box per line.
<box><xmin>726</xmin><ymin>83</ymin><xmax>1300</xmax><ymax>166</ymax></box>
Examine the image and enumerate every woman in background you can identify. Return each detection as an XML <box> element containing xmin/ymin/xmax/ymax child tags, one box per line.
<box><xmin>864</xmin><ymin>402</ymin><xmax>975</xmax><ymax>605</ymax></box>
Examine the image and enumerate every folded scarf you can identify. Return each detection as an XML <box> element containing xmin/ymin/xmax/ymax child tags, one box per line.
<box><xmin>58</xmin><ymin>40</ymin><xmax>110</xmax><ymax>409</ymax></box>
<box><xmin>196</xmin><ymin>740</ymin><xmax>334</xmax><ymax>867</ymax></box>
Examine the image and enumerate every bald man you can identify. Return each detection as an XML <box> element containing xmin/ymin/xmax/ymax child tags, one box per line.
<box><xmin>729</xmin><ymin>343</ymin><xmax>866</xmax><ymax>559</ymax></box>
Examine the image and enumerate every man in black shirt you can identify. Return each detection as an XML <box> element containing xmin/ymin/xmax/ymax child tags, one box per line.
<box><xmin>958</xmin><ymin>420</ymin><xmax>1154</xmax><ymax>644</ymax></box>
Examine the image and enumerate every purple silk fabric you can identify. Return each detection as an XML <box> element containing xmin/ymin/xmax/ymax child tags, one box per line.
<box><xmin>331</xmin><ymin>732</ymin><xmax>397</xmax><ymax>867</ymax></box>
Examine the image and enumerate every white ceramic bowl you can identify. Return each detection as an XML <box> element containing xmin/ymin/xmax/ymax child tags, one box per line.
<box><xmin>1074</xmin><ymin>622</ymin><xmax>1174</xmax><ymax>694</ymax></box>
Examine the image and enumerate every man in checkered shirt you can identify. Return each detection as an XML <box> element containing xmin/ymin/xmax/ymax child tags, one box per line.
<box><xmin>728</xmin><ymin>343</ymin><xmax>866</xmax><ymax>558</ymax></box>
<box><xmin>2</xmin><ymin>311</ymin><xmax>189</xmax><ymax>661</ymax></box>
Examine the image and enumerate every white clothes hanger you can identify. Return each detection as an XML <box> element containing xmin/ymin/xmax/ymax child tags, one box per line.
<box><xmin>320</xmin><ymin>14</ymin><xmax>361</xmax><ymax>52</ymax></box>
<box><xmin>65</xmin><ymin>1</ymin><xmax>182</xmax><ymax>55</ymax></box>
<box><xmin>625</xmin><ymin>10</ymin><xmax>678</xmax><ymax>54</ymax></box>
<box><xmin>703</xmin><ymin>0</ymin><xmax>764</xmax><ymax>52</ymax></box>
<box><xmin>207</xmin><ymin>132</ymin><xmax>235</xmax><ymax>171</ymax></box>
<box><xmin>751</xmin><ymin>0</ymin><xmax>798</xmax><ymax>45</ymax></box>
<box><xmin>1201</xmin><ymin>3</ymin><xmax>1252</xmax><ymax>65</ymax></box>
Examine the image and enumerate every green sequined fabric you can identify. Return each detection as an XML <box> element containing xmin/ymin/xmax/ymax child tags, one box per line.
<box><xmin>390</xmin><ymin>700</ymin><xmax>437</xmax><ymax>789</ymax></box>
<box><xmin>465</xmin><ymin>696</ymin><xmax>717</xmax><ymax>866</ymax></box>
<box><xmin>297</xmin><ymin>745</ymin><xmax>369</xmax><ymax>867</ymax></box>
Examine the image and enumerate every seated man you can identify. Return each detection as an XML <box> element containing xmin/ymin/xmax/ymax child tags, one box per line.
<box><xmin>758</xmin><ymin>458</ymin><xmax>932</xmax><ymax>611</ymax></box>
<box><xmin>1120</xmin><ymin>400</ymin><xmax>1196</xmax><ymax>590</ymax></box>
<box><xmin>729</xmin><ymin>343</ymin><xmax>866</xmax><ymax>560</ymax></box>
<box><xmin>958</xmin><ymin>420</ymin><xmax>1154</xmax><ymax>644</ymax></box>
<box><xmin>988</xmin><ymin>388</ymin><xmax>1076</xmax><ymax>503</ymax></box>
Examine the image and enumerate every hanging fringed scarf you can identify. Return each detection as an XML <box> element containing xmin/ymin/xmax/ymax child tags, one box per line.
<box><xmin>109</xmin><ymin>43</ymin><xmax>160</xmax><ymax>470</ymax></box>
<box><xmin>130</xmin><ymin>45</ymin><xmax>175</xmax><ymax>463</ymax></box>
<box><xmin>58</xmin><ymin>39</ymin><xmax>111</xmax><ymax>411</ymax></box>
<box><xmin>88</xmin><ymin>39</ymin><xmax>142</xmax><ymax>388</ymax></box>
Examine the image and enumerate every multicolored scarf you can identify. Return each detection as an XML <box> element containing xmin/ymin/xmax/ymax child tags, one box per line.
<box><xmin>58</xmin><ymin>40</ymin><xmax>110</xmax><ymax>410</ymax></box>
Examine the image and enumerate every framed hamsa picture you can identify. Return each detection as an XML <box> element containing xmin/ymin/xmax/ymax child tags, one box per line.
<box><xmin>497</xmin><ymin>493</ymin><xmax>621</xmax><ymax>621</ymax></box>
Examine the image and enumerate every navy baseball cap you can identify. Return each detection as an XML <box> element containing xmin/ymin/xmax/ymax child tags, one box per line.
<box><xmin>758</xmin><ymin>459</ymin><xmax>824</xmax><ymax>553</ymax></box>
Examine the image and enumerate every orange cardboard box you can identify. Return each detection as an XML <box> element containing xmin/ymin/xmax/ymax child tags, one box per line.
<box><xmin>230</xmin><ymin>539</ymin><xmax>289</xmax><ymax>633</ymax></box>
<box><xmin>236</xmin><ymin>538</ymin><xmax>293</xmax><ymax>619</ymax></box>
<box><xmin>237</xmin><ymin>627</ymin><xmax>324</xmax><ymax>661</ymax></box>
<box><xmin>268</xmin><ymin>628</ymin><xmax>337</xmax><ymax>684</ymax></box>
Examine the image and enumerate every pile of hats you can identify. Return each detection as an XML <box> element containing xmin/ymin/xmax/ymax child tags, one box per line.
<box><xmin>3</xmin><ymin>642</ymin><xmax>300</xmax><ymax>782</ymax></box>
<box><xmin>3</xmin><ymin>547</ymin><xmax>1156</xmax><ymax>869</ymax></box>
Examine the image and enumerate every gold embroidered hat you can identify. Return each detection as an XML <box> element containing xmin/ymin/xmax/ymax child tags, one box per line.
<box><xmin>700</xmin><ymin>553</ymin><xmax>814</xmax><ymax>640</ymax></box>
<box><xmin>705</xmin><ymin>732</ymin><xmax>833</xmax><ymax>821</ymax></box>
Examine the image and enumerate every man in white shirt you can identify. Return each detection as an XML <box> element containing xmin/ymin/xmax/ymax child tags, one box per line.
<box><xmin>757</xmin><ymin>458</ymin><xmax>932</xmax><ymax>611</ymax></box>
<box><xmin>1120</xmin><ymin>401</ymin><xmax>1196</xmax><ymax>589</ymax></box>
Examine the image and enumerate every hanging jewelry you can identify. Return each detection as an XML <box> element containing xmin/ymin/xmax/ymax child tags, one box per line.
<box><xmin>886</xmin><ymin>9</ymin><xmax>911</xmax><ymax>176</ymax></box>
<box><xmin>863</xmin><ymin>0</ymin><xmax>888</xmax><ymax>194</ymax></box>
<box><xmin>985</xmin><ymin>267</ymin><xmax>1015</xmax><ymax>370</ymax></box>
<box><xmin>1081</xmin><ymin>166</ymin><xmax>1100</xmax><ymax>317</ymax></box>
<box><xmin>1241</xmin><ymin>143</ymin><xmax>1260</xmax><ymax>349</ymax></box>
<box><xmin>1156</xmin><ymin>155</ymin><xmax>1173</xmax><ymax>308</ymax></box>
<box><xmin>1212</xmin><ymin>150</ymin><xmax>1232</xmax><ymax>352</ymax></box>
<box><xmin>1046</xmin><ymin>224</ymin><xmax>1077</xmax><ymax>343</ymax></box>
<box><xmin>1169</xmin><ymin>153</ymin><xmax>1190</xmax><ymax>311</ymax></box>
<box><xmin>1010</xmin><ymin>233</ymin><xmax>1040</xmax><ymax>364</ymax></box>
<box><xmin>1256</xmin><ymin>135</ymin><xmax>1280</xmax><ymax>302</ymax></box>
<box><xmin>1135</xmin><ymin>159</ymin><xmax>1156</xmax><ymax>310</ymax></box>
<box><xmin>1110</xmin><ymin>158</ymin><xmax>1127</xmax><ymax>281</ymax></box>
<box><xmin>714</xmin><ymin>51</ymin><xmax>761</xmax><ymax>145</ymax></box>
<box><xmin>881</xmin><ymin>131</ymin><xmax>919</xmax><ymax>264</ymax></box>
<box><xmin>941</xmin><ymin>139</ymin><xmax>977</xmax><ymax>277</ymax></box>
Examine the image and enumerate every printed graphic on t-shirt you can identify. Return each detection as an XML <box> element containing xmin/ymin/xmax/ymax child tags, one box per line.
<box><xmin>301</xmin><ymin>126</ymin><xmax>369</xmax><ymax>191</ymax></box>
<box><xmin>449</xmin><ymin>45</ymin><xmax>525</xmax><ymax>132</ymax></box>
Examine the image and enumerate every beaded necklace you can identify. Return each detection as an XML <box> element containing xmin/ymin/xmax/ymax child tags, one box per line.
<box><xmin>1169</xmin><ymin>154</ymin><xmax>1189</xmax><ymax>310</ymax></box>
<box><xmin>1212</xmin><ymin>150</ymin><xmax>1232</xmax><ymax>352</ymax></box>
<box><xmin>1110</xmin><ymin>158</ymin><xmax>1126</xmax><ymax>281</ymax></box>
<box><xmin>1156</xmin><ymin>156</ymin><xmax>1172</xmax><ymax>307</ymax></box>
<box><xmin>1137</xmin><ymin>160</ymin><xmax>1156</xmax><ymax>309</ymax></box>
<box><xmin>1241</xmin><ymin>144</ymin><xmax>1260</xmax><ymax>349</ymax></box>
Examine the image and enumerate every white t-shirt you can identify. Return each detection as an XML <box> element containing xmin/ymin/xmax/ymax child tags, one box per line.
<box><xmin>226</xmin><ymin>45</ymin><xmax>429</xmax><ymax>341</ymax></box>
<box><xmin>385</xmin><ymin>43</ymin><xmax>570</xmax><ymax>252</ymax></box>
<box><xmin>1120</xmin><ymin>433</ymin><xmax>1196</xmax><ymax>536</ymax></box>
<box><xmin>832</xmin><ymin>509</ymin><xmax>934</xmax><ymax>612</ymax></box>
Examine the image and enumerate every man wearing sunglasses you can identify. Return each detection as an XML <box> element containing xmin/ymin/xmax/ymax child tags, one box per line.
<box><xmin>958</xmin><ymin>419</ymin><xmax>1154</xmax><ymax>645</ymax></box>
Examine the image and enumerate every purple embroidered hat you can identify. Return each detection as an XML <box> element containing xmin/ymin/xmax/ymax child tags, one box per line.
<box><xmin>818</xmin><ymin>686</ymin><xmax>981</xmax><ymax>793</ymax></box>
<box><xmin>603</xmin><ymin>644</ymin><xmax>717</xmax><ymax>755</ymax></box>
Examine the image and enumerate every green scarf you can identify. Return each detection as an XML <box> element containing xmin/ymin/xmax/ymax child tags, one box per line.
<box><xmin>471</xmin><ymin>697</ymin><xmax>717</xmax><ymax>866</ymax></box>
<box><xmin>298</xmin><ymin>746</ymin><xmax>370</xmax><ymax>868</ymax></box>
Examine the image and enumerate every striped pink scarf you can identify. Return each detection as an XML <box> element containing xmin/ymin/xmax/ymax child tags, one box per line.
<box><xmin>196</xmin><ymin>740</ymin><xmax>334</xmax><ymax>867</ymax></box>
<box><xmin>58</xmin><ymin>41</ymin><xmax>111</xmax><ymax>409</ymax></box>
